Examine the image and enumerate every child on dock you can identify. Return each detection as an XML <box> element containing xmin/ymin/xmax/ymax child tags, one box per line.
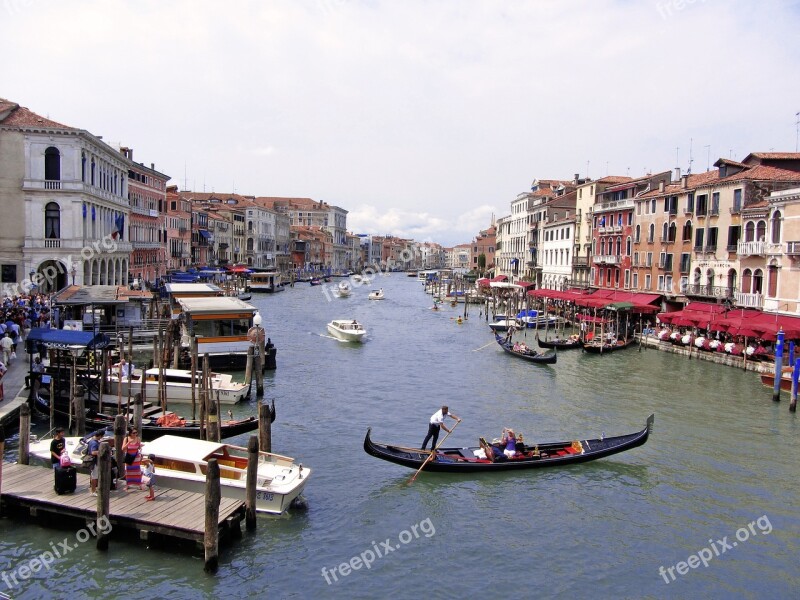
<box><xmin>142</xmin><ymin>454</ymin><xmax>156</xmax><ymax>501</ymax></box>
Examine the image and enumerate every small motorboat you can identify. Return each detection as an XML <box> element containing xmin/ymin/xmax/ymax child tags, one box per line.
<box><xmin>494</xmin><ymin>334</ymin><xmax>557</xmax><ymax>364</ymax></box>
<box><xmin>368</xmin><ymin>289</ymin><xmax>385</xmax><ymax>300</ymax></box>
<box><xmin>488</xmin><ymin>315</ymin><xmax>521</xmax><ymax>333</ymax></box>
<box><xmin>327</xmin><ymin>319</ymin><xmax>367</xmax><ymax>342</ymax></box>
<box><xmin>336</xmin><ymin>282</ymin><xmax>352</xmax><ymax>298</ymax></box>
<box><xmin>32</xmin><ymin>434</ymin><xmax>310</xmax><ymax>514</ymax></box>
<box><xmin>309</xmin><ymin>278</ymin><xmax>322</xmax><ymax>286</ymax></box>
<box><xmin>363</xmin><ymin>415</ymin><xmax>654</xmax><ymax>473</ymax></box>
<box><xmin>237</xmin><ymin>293</ymin><xmax>252</xmax><ymax>301</ymax></box>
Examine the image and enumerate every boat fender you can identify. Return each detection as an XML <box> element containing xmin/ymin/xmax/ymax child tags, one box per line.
<box><xmin>290</xmin><ymin>496</ymin><xmax>309</xmax><ymax>511</ymax></box>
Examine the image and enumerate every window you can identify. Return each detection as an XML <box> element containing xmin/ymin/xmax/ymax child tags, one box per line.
<box><xmin>645</xmin><ymin>274</ymin><xmax>651</xmax><ymax>290</ymax></box>
<box><xmin>632</xmin><ymin>273</ymin><xmax>639</xmax><ymax>289</ymax></box>
<box><xmin>648</xmin><ymin>224</ymin><xmax>655</xmax><ymax>243</ymax></box>
<box><xmin>646</xmin><ymin>252</ymin><xmax>653</xmax><ymax>267</ymax></box>
<box><xmin>756</xmin><ymin>220</ymin><xmax>766</xmax><ymax>241</ymax></box>
<box><xmin>768</xmin><ymin>265</ymin><xmax>778</xmax><ymax>297</ymax></box>
<box><xmin>686</xmin><ymin>192</ymin><xmax>694</xmax><ymax>213</ymax></box>
<box><xmin>44</xmin><ymin>202</ymin><xmax>60</xmax><ymax>238</ymax></box>
<box><xmin>733</xmin><ymin>189</ymin><xmax>742</xmax><ymax>213</ymax></box>
<box><xmin>664</xmin><ymin>196</ymin><xmax>677</xmax><ymax>214</ymax></box>
<box><xmin>658</xmin><ymin>275</ymin><xmax>665</xmax><ymax>291</ymax></box>
<box><xmin>635</xmin><ymin>224</ymin><xmax>641</xmax><ymax>243</ymax></box>
<box><xmin>668</xmin><ymin>222</ymin><xmax>677</xmax><ymax>243</ymax></box>
<box><xmin>745</xmin><ymin>221</ymin><xmax>755</xmax><ymax>242</ymax></box>
<box><xmin>680</xmin><ymin>253</ymin><xmax>691</xmax><ymax>273</ymax></box>
<box><xmin>727</xmin><ymin>225</ymin><xmax>741</xmax><ymax>250</ymax></box>
<box><xmin>694</xmin><ymin>228</ymin><xmax>705</xmax><ymax>250</ymax></box>
<box><xmin>771</xmin><ymin>211</ymin><xmax>782</xmax><ymax>243</ymax></box>
<box><xmin>696</xmin><ymin>194</ymin><xmax>708</xmax><ymax>216</ymax></box>
<box><xmin>707</xmin><ymin>227</ymin><xmax>718</xmax><ymax>250</ymax></box>
<box><xmin>626</xmin><ymin>237</ymin><xmax>631</xmax><ymax>255</ymax></box>
<box><xmin>624</xmin><ymin>269</ymin><xmax>630</xmax><ymax>288</ymax></box>
<box><xmin>651</xmin><ymin>199</ymin><xmax>656</xmax><ymax>213</ymax></box>
<box><xmin>753</xmin><ymin>269</ymin><xmax>763</xmax><ymax>294</ymax></box>
<box><xmin>44</xmin><ymin>147</ymin><xmax>60</xmax><ymax>181</ymax></box>
<box><xmin>711</xmin><ymin>192</ymin><xmax>720</xmax><ymax>216</ymax></box>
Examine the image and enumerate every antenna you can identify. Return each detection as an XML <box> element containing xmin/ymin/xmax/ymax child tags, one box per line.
<box><xmin>675</xmin><ymin>146</ymin><xmax>680</xmax><ymax>173</ymax></box>
<box><xmin>183</xmin><ymin>162</ymin><xmax>188</xmax><ymax>191</ymax></box>
<box><xmin>586</xmin><ymin>160</ymin><xmax>590</xmax><ymax>178</ymax></box>
<box><xmin>704</xmin><ymin>145</ymin><xmax>711</xmax><ymax>171</ymax></box>
<box><xmin>687</xmin><ymin>138</ymin><xmax>694</xmax><ymax>174</ymax></box>
<box><xmin>605</xmin><ymin>161</ymin><xmax>609</xmax><ymax>176</ymax></box>
<box><xmin>796</xmin><ymin>111</ymin><xmax>799</xmax><ymax>152</ymax></box>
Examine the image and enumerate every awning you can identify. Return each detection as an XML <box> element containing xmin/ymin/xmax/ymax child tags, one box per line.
<box><xmin>199</xmin><ymin>230</ymin><xmax>211</xmax><ymax>240</ymax></box>
<box><xmin>25</xmin><ymin>328</ymin><xmax>110</xmax><ymax>351</ymax></box>
<box><xmin>515</xmin><ymin>281</ymin><xmax>536</xmax><ymax>290</ymax></box>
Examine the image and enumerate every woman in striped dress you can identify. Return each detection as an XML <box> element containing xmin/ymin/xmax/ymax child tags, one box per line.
<box><xmin>123</xmin><ymin>429</ymin><xmax>143</xmax><ymax>491</ymax></box>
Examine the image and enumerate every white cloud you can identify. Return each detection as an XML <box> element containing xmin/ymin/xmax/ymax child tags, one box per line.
<box><xmin>2</xmin><ymin>0</ymin><xmax>800</xmax><ymax>246</ymax></box>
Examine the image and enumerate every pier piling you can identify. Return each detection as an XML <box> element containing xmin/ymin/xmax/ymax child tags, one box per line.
<box><xmin>75</xmin><ymin>385</ymin><xmax>86</xmax><ymax>437</ymax></box>
<box><xmin>258</xmin><ymin>401</ymin><xmax>274</xmax><ymax>453</ymax></box>
<box><xmin>18</xmin><ymin>404</ymin><xmax>30</xmax><ymax>466</ymax></box>
<box><xmin>97</xmin><ymin>442</ymin><xmax>111</xmax><ymax>551</ymax></box>
<box><xmin>245</xmin><ymin>436</ymin><xmax>258</xmax><ymax>531</ymax></box>
<box><xmin>256</xmin><ymin>340</ymin><xmax>264</xmax><ymax>397</ymax></box>
<box><xmin>244</xmin><ymin>346</ymin><xmax>254</xmax><ymax>395</ymax></box>
<box><xmin>134</xmin><ymin>393</ymin><xmax>143</xmax><ymax>437</ymax></box>
<box><xmin>204</xmin><ymin>458</ymin><xmax>221</xmax><ymax>573</ymax></box>
<box><xmin>773</xmin><ymin>330</ymin><xmax>785</xmax><ymax>402</ymax></box>
<box><xmin>114</xmin><ymin>414</ymin><xmax>126</xmax><ymax>470</ymax></box>
<box><xmin>791</xmin><ymin>358</ymin><xmax>800</xmax><ymax>413</ymax></box>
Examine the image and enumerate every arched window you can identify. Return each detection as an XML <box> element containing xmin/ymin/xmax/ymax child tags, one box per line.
<box><xmin>592</xmin><ymin>239</ymin><xmax>596</xmax><ymax>255</ymax></box>
<box><xmin>44</xmin><ymin>202</ymin><xmax>60</xmax><ymax>238</ymax></box>
<box><xmin>753</xmin><ymin>269</ymin><xmax>763</xmax><ymax>294</ymax></box>
<box><xmin>600</xmin><ymin>239</ymin><xmax>605</xmax><ymax>255</ymax></box>
<box><xmin>683</xmin><ymin>220</ymin><xmax>692</xmax><ymax>242</ymax></box>
<box><xmin>81</xmin><ymin>152</ymin><xmax>86</xmax><ymax>182</ymax></box>
<box><xmin>767</xmin><ymin>265</ymin><xmax>778</xmax><ymax>297</ymax></box>
<box><xmin>246</xmin><ymin>238</ymin><xmax>254</xmax><ymax>252</ymax></box>
<box><xmin>668</xmin><ymin>222</ymin><xmax>677</xmax><ymax>243</ymax></box>
<box><xmin>693</xmin><ymin>268</ymin><xmax>702</xmax><ymax>285</ymax></box>
<box><xmin>635</xmin><ymin>224</ymin><xmax>640</xmax><ymax>243</ymax></box>
<box><xmin>615</xmin><ymin>237</ymin><xmax>621</xmax><ymax>255</ymax></box>
<box><xmin>648</xmin><ymin>223</ymin><xmax>655</xmax><ymax>243</ymax></box>
<box><xmin>756</xmin><ymin>221</ymin><xmax>766</xmax><ymax>241</ymax></box>
<box><xmin>662</xmin><ymin>222</ymin><xmax>668</xmax><ymax>241</ymax></box>
<box><xmin>742</xmin><ymin>269</ymin><xmax>752</xmax><ymax>293</ymax></box>
<box><xmin>727</xmin><ymin>269</ymin><xmax>737</xmax><ymax>296</ymax></box>
<box><xmin>91</xmin><ymin>159</ymin><xmax>96</xmax><ymax>186</ymax></box>
<box><xmin>744</xmin><ymin>221</ymin><xmax>755</xmax><ymax>242</ymax></box>
<box><xmin>626</xmin><ymin>236</ymin><xmax>632</xmax><ymax>255</ymax></box>
<box><xmin>44</xmin><ymin>147</ymin><xmax>60</xmax><ymax>181</ymax></box>
<box><xmin>771</xmin><ymin>211</ymin><xmax>782</xmax><ymax>243</ymax></box>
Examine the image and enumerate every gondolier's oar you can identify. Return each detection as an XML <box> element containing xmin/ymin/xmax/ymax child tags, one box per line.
<box><xmin>472</xmin><ymin>340</ymin><xmax>496</xmax><ymax>352</ymax></box>
<box><xmin>408</xmin><ymin>420</ymin><xmax>461</xmax><ymax>484</ymax></box>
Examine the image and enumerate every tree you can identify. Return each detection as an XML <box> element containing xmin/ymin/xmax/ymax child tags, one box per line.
<box><xmin>477</xmin><ymin>253</ymin><xmax>486</xmax><ymax>275</ymax></box>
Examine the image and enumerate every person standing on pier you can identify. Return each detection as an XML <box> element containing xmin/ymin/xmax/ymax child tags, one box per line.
<box><xmin>88</xmin><ymin>430</ymin><xmax>103</xmax><ymax>496</ymax></box>
<box><xmin>49</xmin><ymin>428</ymin><xmax>66</xmax><ymax>469</ymax></box>
<box><xmin>421</xmin><ymin>405</ymin><xmax>461</xmax><ymax>451</ymax></box>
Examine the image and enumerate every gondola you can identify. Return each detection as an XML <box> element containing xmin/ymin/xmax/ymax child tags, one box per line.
<box><xmin>583</xmin><ymin>337</ymin><xmax>636</xmax><ymax>354</ymax></box>
<box><xmin>494</xmin><ymin>334</ymin><xmax>557</xmax><ymax>364</ymax></box>
<box><xmin>536</xmin><ymin>335</ymin><xmax>583</xmax><ymax>350</ymax></box>
<box><xmin>363</xmin><ymin>414</ymin><xmax>654</xmax><ymax>473</ymax></box>
<box><xmin>33</xmin><ymin>395</ymin><xmax>262</xmax><ymax>440</ymax></box>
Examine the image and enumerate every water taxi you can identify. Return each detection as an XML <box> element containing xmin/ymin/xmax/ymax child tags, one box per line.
<box><xmin>249</xmin><ymin>271</ymin><xmax>285</xmax><ymax>293</ymax></box>
<box><xmin>327</xmin><ymin>319</ymin><xmax>367</xmax><ymax>342</ymax></box>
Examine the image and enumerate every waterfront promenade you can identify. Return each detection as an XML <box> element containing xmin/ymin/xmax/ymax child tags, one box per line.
<box><xmin>0</xmin><ymin>350</ymin><xmax>31</xmax><ymax>431</ymax></box>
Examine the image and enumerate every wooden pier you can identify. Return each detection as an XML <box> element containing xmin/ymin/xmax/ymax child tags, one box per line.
<box><xmin>0</xmin><ymin>462</ymin><xmax>244</xmax><ymax>546</ymax></box>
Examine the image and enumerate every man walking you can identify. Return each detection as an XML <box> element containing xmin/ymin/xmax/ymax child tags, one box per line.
<box><xmin>422</xmin><ymin>405</ymin><xmax>461</xmax><ymax>451</ymax></box>
<box><xmin>0</xmin><ymin>332</ymin><xmax>13</xmax><ymax>365</ymax></box>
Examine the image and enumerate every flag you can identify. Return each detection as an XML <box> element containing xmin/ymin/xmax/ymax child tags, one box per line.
<box><xmin>600</xmin><ymin>216</ymin><xmax>606</xmax><ymax>227</ymax></box>
<box><xmin>618</xmin><ymin>214</ymin><xmax>622</xmax><ymax>226</ymax></box>
<box><xmin>91</xmin><ymin>206</ymin><xmax>96</xmax><ymax>221</ymax></box>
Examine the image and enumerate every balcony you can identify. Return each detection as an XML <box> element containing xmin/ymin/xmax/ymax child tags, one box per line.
<box><xmin>594</xmin><ymin>198</ymin><xmax>634</xmax><ymax>213</ymax></box>
<box><xmin>735</xmin><ymin>292</ymin><xmax>763</xmax><ymax>308</ymax></box>
<box><xmin>132</xmin><ymin>241</ymin><xmax>162</xmax><ymax>249</ymax></box>
<box><xmin>23</xmin><ymin>179</ymin><xmax>128</xmax><ymax>207</ymax></box>
<box><xmin>709</xmin><ymin>207</ymin><xmax>720</xmax><ymax>216</ymax></box>
<box><xmin>787</xmin><ymin>241</ymin><xmax>800</xmax><ymax>255</ymax></box>
<box><xmin>684</xmin><ymin>284</ymin><xmax>733</xmax><ymax>300</ymax></box>
<box><xmin>572</xmin><ymin>256</ymin><xmax>589</xmax><ymax>267</ymax></box>
<box><xmin>593</xmin><ymin>254</ymin><xmax>620</xmax><ymax>265</ymax></box>
<box><xmin>730</xmin><ymin>205</ymin><xmax>742</xmax><ymax>215</ymax></box>
<box><xmin>526</xmin><ymin>261</ymin><xmax>536</xmax><ymax>268</ymax></box>
<box><xmin>702</xmin><ymin>245</ymin><xmax>717</xmax><ymax>253</ymax></box>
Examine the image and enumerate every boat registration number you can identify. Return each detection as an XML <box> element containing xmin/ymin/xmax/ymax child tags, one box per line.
<box><xmin>256</xmin><ymin>491</ymin><xmax>274</xmax><ymax>502</ymax></box>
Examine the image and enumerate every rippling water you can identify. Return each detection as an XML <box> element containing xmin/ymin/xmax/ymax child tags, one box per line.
<box><xmin>2</xmin><ymin>274</ymin><xmax>799</xmax><ymax>599</ymax></box>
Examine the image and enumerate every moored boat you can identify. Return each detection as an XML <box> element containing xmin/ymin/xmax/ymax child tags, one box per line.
<box><xmin>583</xmin><ymin>337</ymin><xmax>636</xmax><ymax>354</ymax></box>
<box><xmin>488</xmin><ymin>315</ymin><xmax>521</xmax><ymax>333</ymax></box>
<box><xmin>363</xmin><ymin>415</ymin><xmax>654</xmax><ymax>473</ymax></box>
<box><xmin>494</xmin><ymin>334</ymin><xmax>557</xmax><ymax>364</ymax></box>
<box><xmin>107</xmin><ymin>367</ymin><xmax>249</xmax><ymax>404</ymax></box>
<box><xmin>249</xmin><ymin>271</ymin><xmax>285</xmax><ymax>293</ymax></box>
<box><xmin>327</xmin><ymin>319</ymin><xmax>367</xmax><ymax>342</ymax></box>
<box><xmin>537</xmin><ymin>335</ymin><xmax>583</xmax><ymax>350</ymax></box>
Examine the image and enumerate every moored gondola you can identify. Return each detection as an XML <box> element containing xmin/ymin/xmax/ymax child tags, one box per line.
<box><xmin>494</xmin><ymin>334</ymin><xmax>557</xmax><ymax>364</ymax></box>
<box><xmin>364</xmin><ymin>414</ymin><xmax>654</xmax><ymax>473</ymax></box>
<box><xmin>583</xmin><ymin>337</ymin><xmax>636</xmax><ymax>354</ymax></box>
<box><xmin>536</xmin><ymin>335</ymin><xmax>583</xmax><ymax>350</ymax></box>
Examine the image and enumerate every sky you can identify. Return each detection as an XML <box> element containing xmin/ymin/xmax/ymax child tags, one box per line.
<box><xmin>2</xmin><ymin>0</ymin><xmax>800</xmax><ymax>246</ymax></box>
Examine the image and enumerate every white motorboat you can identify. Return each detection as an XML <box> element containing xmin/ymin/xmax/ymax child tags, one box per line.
<box><xmin>335</xmin><ymin>282</ymin><xmax>352</xmax><ymax>298</ymax></box>
<box><xmin>327</xmin><ymin>319</ymin><xmax>367</xmax><ymax>342</ymax></box>
<box><xmin>488</xmin><ymin>315</ymin><xmax>522</xmax><ymax>333</ymax></box>
<box><xmin>107</xmin><ymin>367</ymin><xmax>249</xmax><ymax>404</ymax></box>
<box><xmin>368</xmin><ymin>288</ymin><xmax>385</xmax><ymax>300</ymax></box>
<box><xmin>30</xmin><ymin>434</ymin><xmax>310</xmax><ymax>514</ymax></box>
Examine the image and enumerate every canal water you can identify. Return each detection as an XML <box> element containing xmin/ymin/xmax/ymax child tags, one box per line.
<box><xmin>1</xmin><ymin>273</ymin><xmax>798</xmax><ymax>599</ymax></box>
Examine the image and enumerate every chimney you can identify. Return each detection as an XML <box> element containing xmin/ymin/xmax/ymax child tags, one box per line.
<box><xmin>681</xmin><ymin>174</ymin><xmax>689</xmax><ymax>189</ymax></box>
<box><xmin>674</xmin><ymin>167</ymin><xmax>680</xmax><ymax>181</ymax></box>
<box><xmin>151</xmin><ymin>163</ymin><xmax>155</xmax><ymax>170</ymax></box>
<box><xmin>658</xmin><ymin>181</ymin><xmax>665</xmax><ymax>193</ymax></box>
<box><xmin>574</xmin><ymin>173</ymin><xmax>580</xmax><ymax>184</ymax></box>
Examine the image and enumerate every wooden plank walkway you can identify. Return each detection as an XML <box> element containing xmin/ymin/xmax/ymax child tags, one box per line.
<box><xmin>0</xmin><ymin>462</ymin><xmax>244</xmax><ymax>543</ymax></box>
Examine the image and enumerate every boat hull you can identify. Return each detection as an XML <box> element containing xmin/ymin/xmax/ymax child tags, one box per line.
<box><xmin>108</xmin><ymin>378</ymin><xmax>248</xmax><ymax>404</ymax></box>
<box><xmin>495</xmin><ymin>334</ymin><xmax>557</xmax><ymax>364</ymax></box>
<box><xmin>364</xmin><ymin>415</ymin><xmax>653</xmax><ymax>473</ymax></box>
<box><xmin>327</xmin><ymin>324</ymin><xmax>366</xmax><ymax>342</ymax></box>
<box><xmin>537</xmin><ymin>337</ymin><xmax>582</xmax><ymax>350</ymax></box>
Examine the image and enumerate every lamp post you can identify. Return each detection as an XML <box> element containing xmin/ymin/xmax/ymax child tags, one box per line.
<box><xmin>252</xmin><ymin>312</ymin><xmax>264</xmax><ymax>397</ymax></box>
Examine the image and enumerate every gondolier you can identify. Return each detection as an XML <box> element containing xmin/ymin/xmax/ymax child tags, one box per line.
<box><xmin>421</xmin><ymin>405</ymin><xmax>461</xmax><ymax>451</ymax></box>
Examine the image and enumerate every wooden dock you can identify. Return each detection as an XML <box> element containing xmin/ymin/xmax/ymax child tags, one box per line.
<box><xmin>0</xmin><ymin>462</ymin><xmax>244</xmax><ymax>545</ymax></box>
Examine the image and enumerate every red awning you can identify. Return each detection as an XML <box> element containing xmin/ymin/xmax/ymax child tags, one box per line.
<box><xmin>476</xmin><ymin>278</ymin><xmax>490</xmax><ymax>287</ymax></box>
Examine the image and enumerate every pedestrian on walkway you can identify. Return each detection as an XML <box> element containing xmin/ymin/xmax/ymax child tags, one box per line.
<box><xmin>0</xmin><ymin>332</ymin><xmax>13</xmax><ymax>365</ymax></box>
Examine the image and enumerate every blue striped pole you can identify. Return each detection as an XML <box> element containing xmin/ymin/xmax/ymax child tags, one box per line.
<box><xmin>790</xmin><ymin>341</ymin><xmax>795</xmax><ymax>367</ymax></box>
<box><xmin>773</xmin><ymin>329</ymin><xmax>785</xmax><ymax>402</ymax></box>
<box><xmin>791</xmin><ymin>358</ymin><xmax>800</xmax><ymax>412</ymax></box>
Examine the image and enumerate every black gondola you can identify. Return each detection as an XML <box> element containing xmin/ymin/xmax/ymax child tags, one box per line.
<box><xmin>494</xmin><ymin>334</ymin><xmax>557</xmax><ymax>364</ymax></box>
<box><xmin>583</xmin><ymin>337</ymin><xmax>636</xmax><ymax>354</ymax></box>
<box><xmin>33</xmin><ymin>396</ymin><xmax>261</xmax><ymax>440</ymax></box>
<box><xmin>536</xmin><ymin>335</ymin><xmax>583</xmax><ymax>350</ymax></box>
<box><xmin>364</xmin><ymin>414</ymin><xmax>654</xmax><ymax>473</ymax></box>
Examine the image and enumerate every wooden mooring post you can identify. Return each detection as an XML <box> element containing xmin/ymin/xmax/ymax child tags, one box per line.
<box><xmin>114</xmin><ymin>414</ymin><xmax>127</xmax><ymax>476</ymax></box>
<box><xmin>259</xmin><ymin>400</ymin><xmax>274</xmax><ymax>453</ymax></box>
<box><xmin>791</xmin><ymin>358</ymin><xmax>800</xmax><ymax>413</ymax></box>
<box><xmin>204</xmin><ymin>458</ymin><xmax>221</xmax><ymax>573</ymax></box>
<box><xmin>256</xmin><ymin>338</ymin><xmax>265</xmax><ymax>397</ymax></box>
<box><xmin>97</xmin><ymin>442</ymin><xmax>111</xmax><ymax>550</ymax></box>
<box><xmin>134</xmin><ymin>393</ymin><xmax>143</xmax><ymax>437</ymax></box>
<box><xmin>245</xmin><ymin>436</ymin><xmax>258</xmax><ymax>531</ymax></box>
<box><xmin>18</xmin><ymin>404</ymin><xmax>30</xmax><ymax>465</ymax></box>
<box><xmin>244</xmin><ymin>346</ymin><xmax>254</xmax><ymax>395</ymax></box>
<box><xmin>773</xmin><ymin>330</ymin><xmax>785</xmax><ymax>402</ymax></box>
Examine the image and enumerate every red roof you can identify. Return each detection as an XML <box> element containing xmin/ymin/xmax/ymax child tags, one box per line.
<box><xmin>0</xmin><ymin>99</ymin><xmax>73</xmax><ymax>129</ymax></box>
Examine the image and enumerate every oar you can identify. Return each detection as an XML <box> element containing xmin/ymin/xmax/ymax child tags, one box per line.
<box><xmin>472</xmin><ymin>340</ymin><xmax>496</xmax><ymax>352</ymax></box>
<box><xmin>408</xmin><ymin>420</ymin><xmax>461</xmax><ymax>484</ymax></box>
